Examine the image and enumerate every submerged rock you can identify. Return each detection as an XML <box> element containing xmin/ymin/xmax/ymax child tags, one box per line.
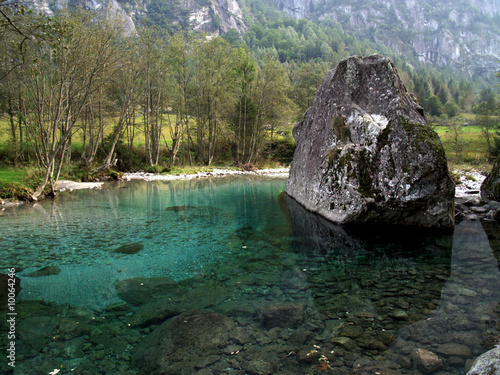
<box><xmin>111</xmin><ymin>242</ymin><xmax>144</xmax><ymax>254</ymax></box>
<box><xmin>411</xmin><ymin>348</ymin><xmax>443</xmax><ymax>373</ymax></box>
<box><xmin>258</xmin><ymin>303</ymin><xmax>306</xmax><ymax>329</ymax></box>
<box><xmin>165</xmin><ymin>205</ymin><xmax>197</xmax><ymax>212</ymax></box>
<box><xmin>115</xmin><ymin>276</ymin><xmax>178</xmax><ymax>306</ymax></box>
<box><xmin>25</xmin><ymin>266</ymin><xmax>61</xmax><ymax>277</ymax></box>
<box><xmin>131</xmin><ymin>309</ymin><xmax>237</xmax><ymax>375</ymax></box>
<box><xmin>286</xmin><ymin>54</ymin><xmax>455</xmax><ymax>228</ymax></box>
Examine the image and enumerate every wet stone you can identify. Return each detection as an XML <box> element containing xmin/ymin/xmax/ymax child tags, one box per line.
<box><xmin>365</xmin><ymin>338</ymin><xmax>387</xmax><ymax>351</ymax></box>
<box><xmin>332</xmin><ymin>337</ymin><xmax>358</xmax><ymax>351</ymax></box>
<box><xmin>131</xmin><ymin>309</ymin><xmax>237</xmax><ymax>375</ymax></box>
<box><xmin>411</xmin><ymin>348</ymin><xmax>443</xmax><ymax>374</ymax></box>
<box><xmin>111</xmin><ymin>242</ymin><xmax>144</xmax><ymax>254</ymax></box>
<box><xmin>297</xmin><ymin>349</ymin><xmax>320</xmax><ymax>363</ymax></box>
<box><xmin>224</xmin><ymin>344</ymin><xmax>243</xmax><ymax>355</ymax></box>
<box><xmin>115</xmin><ymin>276</ymin><xmax>178</xmax><ymax>306</ymax></box>
<box><xmin>435</xmin><ymin>343</ymin><xmax>472</xmax><ymax>358</ymax></box>
<box><xmin>242</xmin><ymin>359</ymin><xmax>273</xmax><ymax>375</ymax></box>
<box><xmin>390</xmin><ymin>309</ymin><xmax>411</xmax><ymax>320</ymax></box>
<box><xmin>258</xmin><ymin>303</ymin><xmax>305</xmax><ymax>329</ymax></box>
<box><xmin>195</xmin><ymin>354</ymin><xmax>221</xmax><ymax>368</ymax></box>
<box><xmin>447</xmin><ymin>356</ymin><xmax>466</xmax><ymax>367</ymax></box>
<box><xmin>340</xmin><ymin>324</ymin><xmax>363</xmax><ymax>339</ymax></box>
<box><xmin>25</xmin><ymin>265</ymin><xmax>61</xmax><ymax>277</ymax></box>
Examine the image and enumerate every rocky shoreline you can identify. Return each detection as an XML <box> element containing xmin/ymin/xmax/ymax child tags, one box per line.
<box><xmin>121</xmin><ymin>167</ymin><xmax>290</xmax><ymax>181</ymax></box>
<box><xmin>0</xmin><ymin>168</ymin><xmax>289</xmax><ymax>209</ymax></box>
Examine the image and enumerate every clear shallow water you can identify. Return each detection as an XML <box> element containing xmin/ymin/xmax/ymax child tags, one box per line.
<box><xmin>0</xmin><ymin>175</ymin><xmax>499</xmax><ymax>375</ymax></box>
<box><xmin>1</xmin><ymin>177</ymin><xmax>289</xmax><ymax>310</ymax></box>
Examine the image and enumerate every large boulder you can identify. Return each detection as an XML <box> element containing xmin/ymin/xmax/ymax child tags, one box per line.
<box><xmin>286</xmin><ymin>54</ymin><xmax>455</xmax><ymax>228</ymax></box>
<box><xmin>466</xmin><ymin>346</ymin><xmax>500</xmax><ymax>375</ymax></box>
<box><xmin>481</xmin><ymin>156</ymin><xmax>500</xmax><ymax>202</ymax></box>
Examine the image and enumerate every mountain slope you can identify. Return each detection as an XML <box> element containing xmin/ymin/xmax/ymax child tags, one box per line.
<box><xmin>275</xmin><ymin>0</ymin><xmax>500</xmax><ymax>77</ymax></box>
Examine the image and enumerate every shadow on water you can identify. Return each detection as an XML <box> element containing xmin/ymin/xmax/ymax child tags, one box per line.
<box><xmin>0</xmin><ymin>178</ymin><xmax>499</xmax><ymax>374</ymax></box>
<box><xmin>285</xmin><ymin>195</ymin><xmax>500</xmax><ymax>374</ymax></box>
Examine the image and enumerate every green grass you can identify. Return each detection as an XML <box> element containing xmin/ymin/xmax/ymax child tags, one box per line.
<box><xmin>432</xmin><ymin>122</ymin><xmax>490</xmax><ymax>168</ymax></box>
<box><xmin>0</xmin><ymin>167</ymin><xmax>42</xmax><ymax>200</ymax></box>
<box><xmin>0</xmin><ymin>168</ymin><xmax>27</xmax><ymax>184</ymax></box>
<box><xmin>0</xmin><ymin>117</ymin><xmax>10</xmax><ymax>143</ymax></box>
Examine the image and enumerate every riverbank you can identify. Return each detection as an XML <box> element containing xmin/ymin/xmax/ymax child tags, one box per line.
<box><xmin>122</xmin><ymin>167</ymin><xmax>290</xmax><ymax>181</ymax></box>
<box><xmin>0</xmin><ymin>167</ymin><xmax>488</xmax><ymax>209</ymax></box>
<box><xmin>0</xmin><ymin>168</ymin><xmax>290</xmax><ymax>208</ymax></box>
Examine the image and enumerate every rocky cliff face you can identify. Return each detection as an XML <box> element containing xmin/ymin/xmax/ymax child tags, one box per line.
<box><xmin>286</xmin><ymin>54</ymin><xmax>455</xmax><ymax>228</ymax></box>
<box><xmin>32</xmin><ymin>0</ymin><xmax>246</xmax><ymax>36</ymax></box>
<box><xmin>275</xmin><ymin>0</ymin><xmax>499</xmax><ymax>77</ymax></box>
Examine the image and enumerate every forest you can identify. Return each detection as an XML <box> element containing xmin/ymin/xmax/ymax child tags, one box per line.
<box><xmin>0</xmin><ymin>2</ymin><xmax>498</xmax><ymax>201</ymax></box>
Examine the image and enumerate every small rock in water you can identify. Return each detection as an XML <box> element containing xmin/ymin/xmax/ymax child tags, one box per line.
<box><xmin>165</xmin><ymin>205</ymin><xmax>196</xmax><ymax>212</ymax></box>
<box><xmin>111</xmin><ymin>243</ymin><xmax>144</xmax><ymax>254</ymax></box>
<box><xmin>435</xmin><ymin>343</ymin><xmax>472</xmax><ymax>358</ymax></box>
<box><xmin>411</xmin><ymin>348</ymin><xmax>443</xmax><ymax>374</ymax></box>
<box><xmin>390</xmin><ymin>309</ymin><xmax>410</xmax><ymax>321</ymax></box>
<box><xmin>25</xmin><ymin>266</ymin><xmax>61</xmax><ymax>277</ymax></box>
<box><xmin>258</xmin><ymin>303</ymin><xmax>305</xmax><ymax>329</ymax></box>
<box><xmin>115</xmin><ymin>276</ymin><xmax>178</xmax><ymax>306</ymax></box>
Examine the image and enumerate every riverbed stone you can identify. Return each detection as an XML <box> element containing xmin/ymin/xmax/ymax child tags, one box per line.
<box><xmin>25</xmin><ymin>265</ymin><xmax>61</xmax><ymax>277</ymax></box>
<box><xmin>242</xmin><ymin>358</ymin><xmax>274</xmax><ymax>375</ymax></box>
<box><xmin>111</xmin><ymin>242</ymin><xmax>144</xmax><ymax>254</ymax></box>
<box><xmin>18</xmin><ymin>316</ymin><xmax>59</xmax><ymax>356</ymax></box>
<box><xmin>286</xmin><ymin>54</ymin><xmax>454</xmax><ymax>228</ymax></box>
<box><xmin>115</xmin><ymin>276</ymin><xmax>178</xmax><ymax>305</ymax></box>
<box><xmin>411</xmin><ymin>348</ymin><xmax>443</xmax><ymax>373</ymax></box>
<box><xmin>131</xmin><ymin>309</ymin><xmax>238</xmax><ymax>375</ymax></box>
<box><xmin>436</xmin><ymin>343</ymin><xmax>472</xmax><ymax>358</ymax></box>
<box><xmin>332</xmin><ymin>336</ymin><xmax>358</xmax><ymax>351</ymax></box>
<box><xmin>258</xmin><ymin>303</ymin><xmax>306</xmax><ymax>329</ymax></box>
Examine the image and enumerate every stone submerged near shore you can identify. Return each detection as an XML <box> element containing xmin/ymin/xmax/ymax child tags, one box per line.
<box><xmin>286</xmin><ymin>54</ymin><xmax>455</xmax><ymax>228</ymax></box>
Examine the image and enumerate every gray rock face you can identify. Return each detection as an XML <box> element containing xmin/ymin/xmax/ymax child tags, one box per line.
<box><xmin>286</xmin><ymin>54</ymin><xmax>455</xmax><ymax>228</ymax></box>
<box><xmin>467</xmin><ymin>346</ymin><xmax>500</xmax><ymax>375</ymax></box>
<box><xmin>481</xmin><ymin>157</ymin><xmax>500</xmax><ymax>203</ymax></box>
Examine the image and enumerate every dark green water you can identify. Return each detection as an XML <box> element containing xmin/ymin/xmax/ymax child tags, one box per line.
<box><xmin>1</xmin><ymin>176</ymin><xmax>499</xmax><ymax>375</ymax></box>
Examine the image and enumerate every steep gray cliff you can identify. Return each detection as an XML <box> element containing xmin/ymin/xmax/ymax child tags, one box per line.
<box><xmin>286</xmin><ymin>54</ymin><xmax>455</xmax><ymax>228</ymax></box>
<box><xmin>32</xmin><ymin>0</ymin><xmax>246</xmax><ymax>36</ymax></box>
<box><xmin>275</xmin><ymin>0</ymin><xmax>499</xmax><ymax>77</ymax></box>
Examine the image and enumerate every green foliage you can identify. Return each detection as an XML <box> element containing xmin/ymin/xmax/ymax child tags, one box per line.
<box><xmin>427</xmin><ymin>96</ymin><xmax>444</xmax><ymax>117</ymax></box>
<box><xmin>145</xmin><ymin>0</ymin><xmax>189</xmax><ymax>34</ymax></box>
<box><xmin>262</xmin><ymin>136</ymin><xmax>295</xmax><ymax>163</ymax></box>
<box><xmin>444</xmin><ymin>101</ymin><xmax>460</xmax><ymax>119</ymax></box>
<box><xmin>0</xmin><ymin>182</ymin><xmax>31</xmax><ymax>200</ymax></box>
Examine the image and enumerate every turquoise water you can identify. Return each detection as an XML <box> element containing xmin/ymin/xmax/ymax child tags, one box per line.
<box><xmin>1</xmin><ymin>175</ymin><xmax>499</xmax><ymax>375</ymax></box>
<box><xmin>2</xmin><ymin>177</ymin><xmax>290</xmax><ymax>310</ymax></box>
